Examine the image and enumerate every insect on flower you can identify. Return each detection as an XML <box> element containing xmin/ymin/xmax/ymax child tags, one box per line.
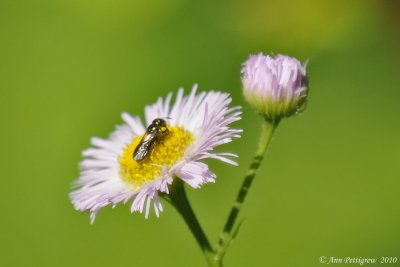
<box><xmin>70</xmin><ymin>85</ymin><xmax>242</xmax><ymax>222</ymax></box>
<box><xmin>133</xmin><ymin>118</ymin><xmax>169</xmax><ymax>162</ymax></box>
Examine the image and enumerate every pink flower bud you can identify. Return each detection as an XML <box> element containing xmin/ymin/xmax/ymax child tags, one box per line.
<box><xmin>241</xmin><ymin>53</ymin><xmax>308</xmax><ymax>121</ymax></box>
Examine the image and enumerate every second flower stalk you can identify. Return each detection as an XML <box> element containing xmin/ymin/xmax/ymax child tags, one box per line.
<box><xmin>169</xmin><ymin>53</ymin><xmax>308</xmax><ymax>265</ymax></box>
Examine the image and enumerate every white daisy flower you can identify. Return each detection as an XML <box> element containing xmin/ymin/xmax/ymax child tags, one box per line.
<box><xmin>70</xmin><ymin>85</ymin><xmax>242</xmax><ymax>223</ymax></box>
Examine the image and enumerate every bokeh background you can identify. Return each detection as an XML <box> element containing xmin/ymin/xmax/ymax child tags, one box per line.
<box><xmin>1</xmin><ymin>0</ymin><xmax>399</xmax><ymax>266</ymax></box>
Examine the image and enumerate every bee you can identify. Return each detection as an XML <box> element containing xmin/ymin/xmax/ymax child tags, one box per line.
<box><xmin>133</xmin><ymin>118</ymin><xmax>169</xmax><ymax>162</ymax></box>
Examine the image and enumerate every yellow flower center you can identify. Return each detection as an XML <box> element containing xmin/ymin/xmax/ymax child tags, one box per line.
<box><xmin>119</xmin><ymin>126</ymin><xmax>195</xmax><ymax>189</ymax></box>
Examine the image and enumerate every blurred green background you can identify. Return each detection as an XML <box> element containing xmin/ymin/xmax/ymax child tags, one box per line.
<box><xmin>1</xmin><ymin>0</ymin><xmax>399</xmax><ymax>266</ymax></box>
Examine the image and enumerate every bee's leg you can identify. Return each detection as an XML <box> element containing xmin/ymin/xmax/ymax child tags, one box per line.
<box><xmin>156</xmin><ymin>139</ymin><xmax>167</xmax><ymax>148</ymax></box>
<box><xmin>150</xmin><ymin>146</ymin><xmax>156</xmax><ymax>156</ymax></box>
<box><xmin>148</xmin><ymin>141</ymin><xmax>164</xmax><ymax>168</ymax></box>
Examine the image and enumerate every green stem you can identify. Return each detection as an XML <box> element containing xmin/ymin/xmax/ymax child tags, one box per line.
<box><xmin>216</xmin><ymin>119</ymin><xmax>280</xmax><ymax>260</ymax></box>
<box><xmin>169</xmin><ymin>180</ymin><xmax>221</xmax><ymax>267</ymax></box>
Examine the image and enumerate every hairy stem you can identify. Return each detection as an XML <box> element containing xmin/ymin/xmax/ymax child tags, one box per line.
<box><xmin>216</xmin><ymin>119</ymin><xmax>280</xmax><ymax>260</ymax></box>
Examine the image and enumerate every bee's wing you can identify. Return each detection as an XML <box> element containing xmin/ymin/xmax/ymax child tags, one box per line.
<box><xmin>133</xmin><ymin>144</ymin><xmax>150</xmax><ymax>161</ymax></box>
<box><xmin>133</xmin><ymin>133</ymin><xmax>156</xmax><ymax>161</ymax></box>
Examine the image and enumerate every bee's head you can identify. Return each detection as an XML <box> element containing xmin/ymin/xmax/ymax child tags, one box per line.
<box><xmin>152</xmin><ymin>118</ymin><xmax>169</xmax><ymax>135</ymax></box>
<box><xmin>152</xmin><ymin>118</ymin><xmax>167</xmax><ymax>127</ymax></box>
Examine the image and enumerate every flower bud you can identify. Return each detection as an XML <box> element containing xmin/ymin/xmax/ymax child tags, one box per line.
<box><xmin>241</xmin><ymin>53</ymin><xmax>308</xmax><ymax>121</ymax></box>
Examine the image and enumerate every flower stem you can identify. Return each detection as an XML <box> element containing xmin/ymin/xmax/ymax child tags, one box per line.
<box><xmin>216</xmin><ymin>119</ymin><xmax>280</xmax><ymax>260</ymax></box>
<box><xmin>169</xmin><ymin>180</ymin><xmax>221</xmax><ymax>267</ymax></box>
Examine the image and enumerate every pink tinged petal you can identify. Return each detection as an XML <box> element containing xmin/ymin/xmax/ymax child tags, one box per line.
<box><xmin>159</xmin><ymin>165</ymin><xmax>173</xmax><ymax>193</ymax></box>
<box><xmin>90</xmin><ymin>210</ymin><xmax>99</xmax><ymax>224</ymax></box>
<box><xmin>121</xmin><ymin>112</ymin><xmax>146</xmax><ymax>135</ymax></box>
<box><xmin>177</xmin><ymin>162</ymin><xmax>216</xmax><ymax>188</ymax></box>
<box><xmin>133</xmin><ymin>194</ymin><xmax>144</xmax><ymax>213</ymax></box>
<box><xmin>156</xmin><ymin>97</ymin><xmax>164</xmax><ymax>117</ymax></box>
<box><xmin>80</xmin><ymin>159</ymin><xmax>117</xmax><ymax>169</ymax></box>
<box><xmin>145</xmin><ymin>196</ymin><xmax>152</xmax><ymax>219</ymax></box>
<box><xmin>153</xmin><ymin>194</ymin><xmax>162</xmax><ymax>217</ymax></box>
<box><xmin>81</xmin><ymin>148</ymin><xmax>116</xmax><ymax>160</ymax></box>
<box><xmin>163</xmin><ymin>92</ymin><xmax>173</xmax><ymax>117</ymax></box>
<box><xmin>144</xmin><ymin>93</ymin><xmax>174</xmax><ymax>125</ymax></box>
<box><xmin>158</xmin><ymin>201</ymin><xmax>164</xmax><ymax>212</ymax></box>
<box><xmin>91</xmin><ymin>137</ymin><xmax>121</xmax><ymax>153</ymax></box>
<box><xmin>138</xmin><ymin>193</ymin><xmax>147</xmax><ymax>213</ymax></box>
<box><xmin>73</xmin><ymin>172</ymin><xmax>119</xmax><ymax>188</ymax></box>
<box><xmin>107</xmin><ymin>190</ymin><xmax>136</xmax><ymax>205</ymax></box>
<box><xmin>144</xmin><ymin>99</ymin><xmax>158</xmax><ymax>125</ymax></box>
<box><xmin>169</xmin><ymin>88</ymin><xmax>184</xmax><ymax>125</ymax></box>
<box><xmin>199</xmin><ymin>152</ymin><xmax>239</xmax><ymax>166</ymax></box>
<box><xmin>161</xmin><ymin>164</ymin><xmax>168</xmax><ymax>176</ymax></box>
<box><xmin>108</xmin><ymin>126</ymin><xmax>133</xmax><ymax>147</ymax></box>
<box><xmin>178</xmin><ymin>84</ymin><xmax>198</xmax><ymax>127</ymax></box>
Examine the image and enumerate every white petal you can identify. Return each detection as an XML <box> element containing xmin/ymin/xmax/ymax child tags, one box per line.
<box><xmin>121</xmin><ymin>112</ymin><xmax>146</xmax><ymax>135</ymax></box>
<box><xmin>177</xmin><ymin>161</ymin><xmax>216</xmax><ymax>188</ymax></box>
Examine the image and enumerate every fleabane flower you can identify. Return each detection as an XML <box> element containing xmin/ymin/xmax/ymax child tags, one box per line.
<box><xmin>241</xmin><ymin>53</ymin><xmax>308</xmax><ymax>121</ymax></box>
<box><xmin>70</xmin><ymin>85</ymin><xmax>242</xmax><ymax>223</ymax></box>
